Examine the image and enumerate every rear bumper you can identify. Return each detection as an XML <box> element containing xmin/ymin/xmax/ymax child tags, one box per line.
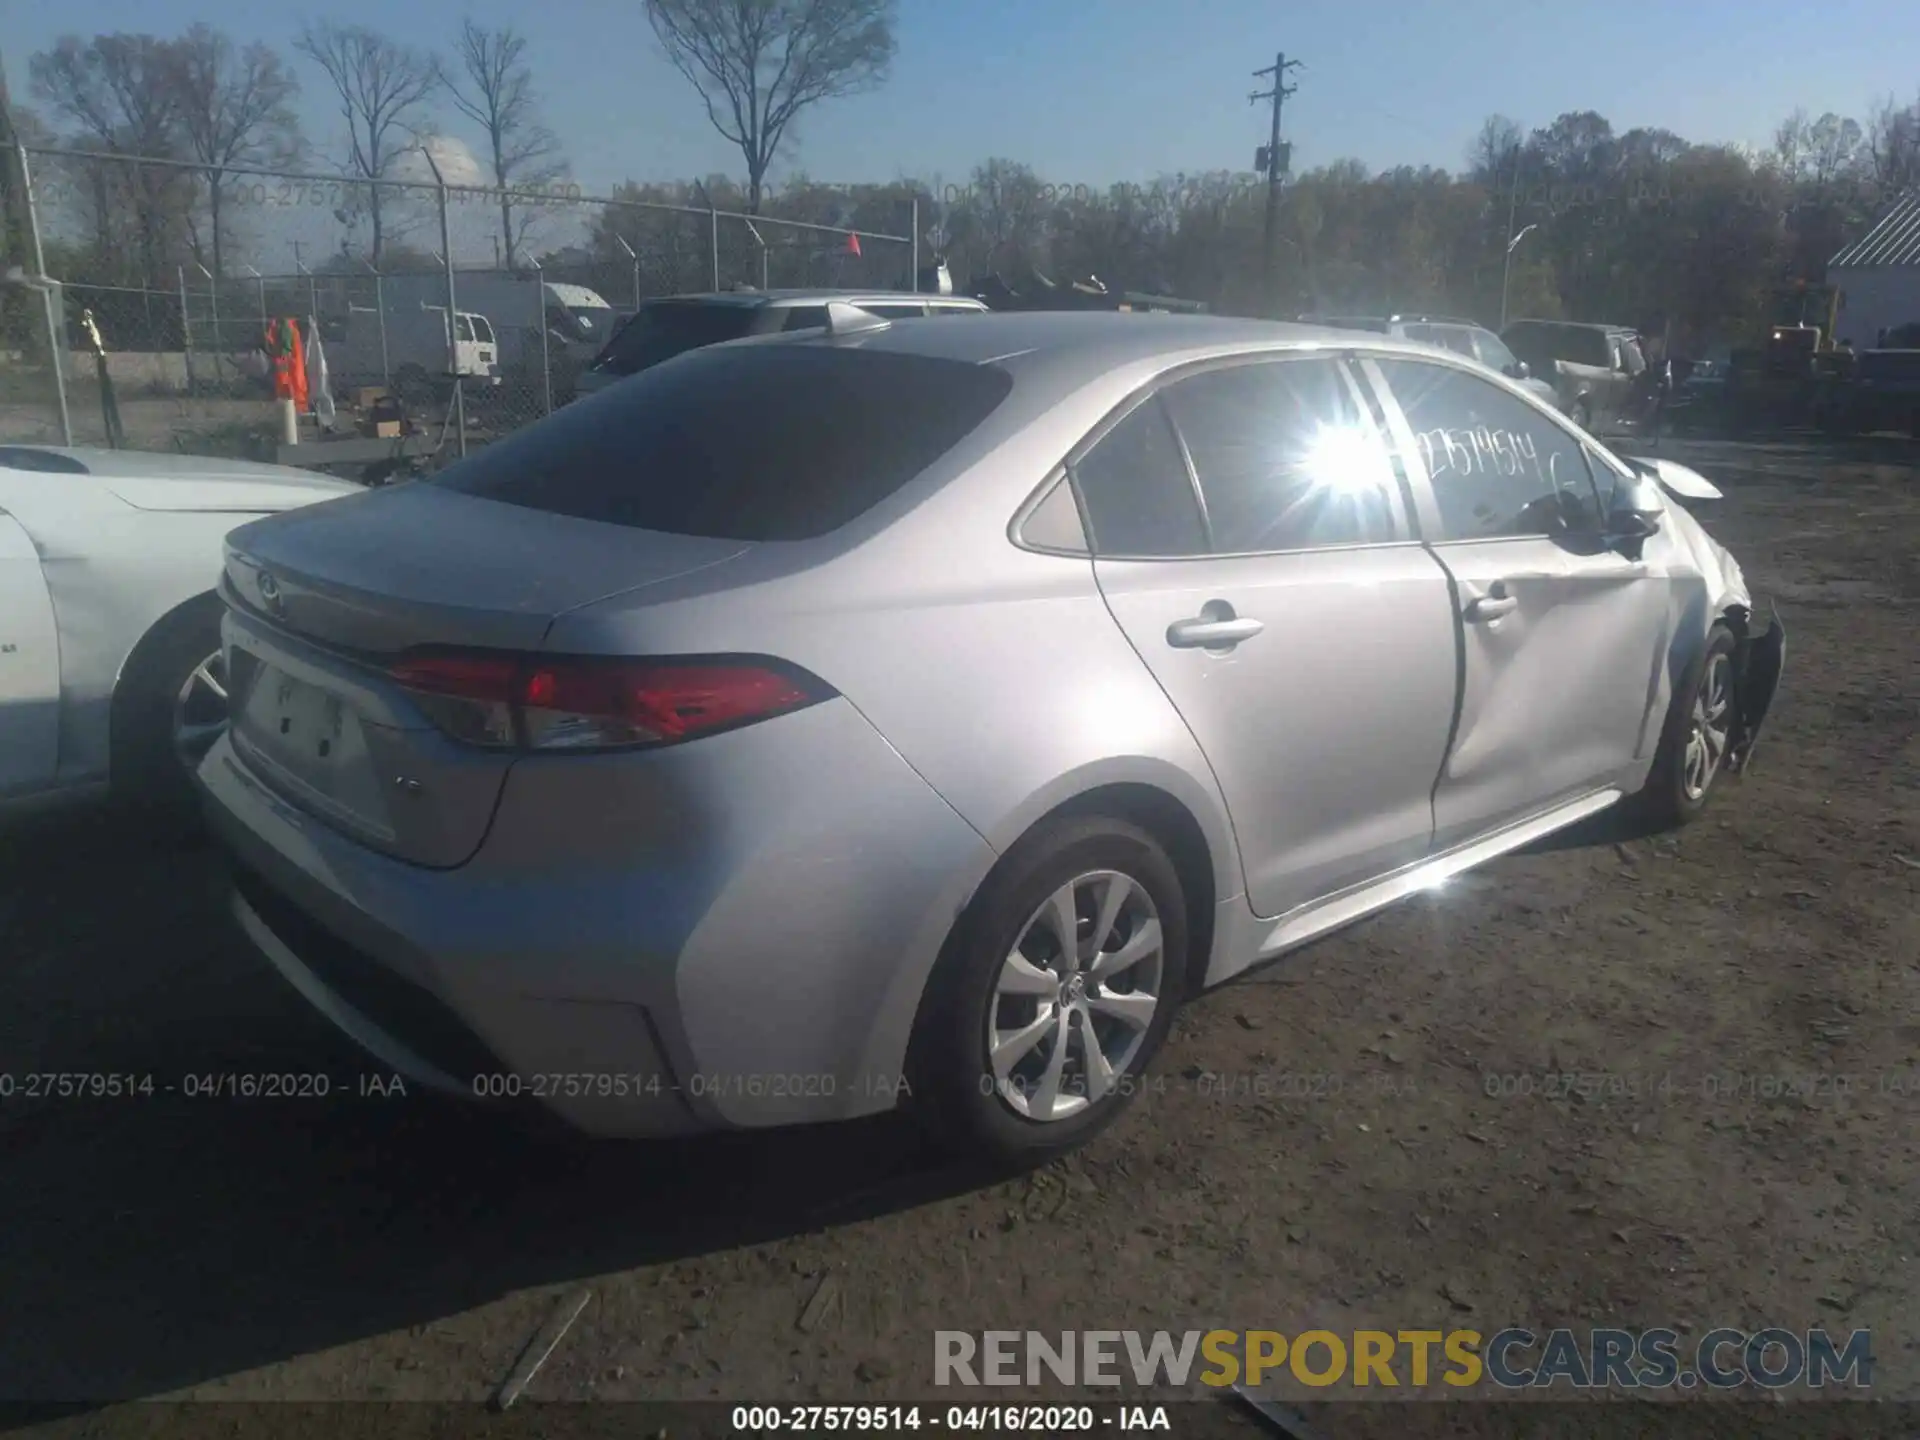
<box><xmin>197</xmin><ymin>696</ymin><xmax>996</xmax><ymax>1137</ymax></box>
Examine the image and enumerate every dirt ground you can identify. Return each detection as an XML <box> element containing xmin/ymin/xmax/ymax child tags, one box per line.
<box><xmin>2</xmin><ymin>436</ymin><xmax>1916</xmax><ymax>1433</ymax></box>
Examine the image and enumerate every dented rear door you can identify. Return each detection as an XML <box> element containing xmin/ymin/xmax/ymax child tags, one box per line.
<box><xmin>1360</xmin><ymin>355</ymin><xmax>1673</xmax><ymax>850</ymax></box>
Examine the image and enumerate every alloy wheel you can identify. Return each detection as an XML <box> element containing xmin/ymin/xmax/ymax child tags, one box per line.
<box><xmin>985</xmin><ymin>869</ymin><xmax>1165</xmax><ymax>1123</ymax></box>
<box><xmin>172</xmin><ymin>649</ymin><xmax>230</xmax><ymax>773</ymax></box>
<box><xmin>1683</xmin><ymin>651</ymin><xmax>1732</xmax><ymax>801</ymax></box>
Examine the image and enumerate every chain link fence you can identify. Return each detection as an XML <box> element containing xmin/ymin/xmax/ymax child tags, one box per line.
<box><xmin>2</xmin><ymin>146</ymin><xmax>919</xmax><ymax>470</ymax></box>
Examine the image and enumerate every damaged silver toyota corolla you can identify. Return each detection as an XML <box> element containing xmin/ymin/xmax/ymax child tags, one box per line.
<box><xmin>196</xmin><ymin>311</ymin><xmax>1784</xmax><ymax>1163</ymax></box>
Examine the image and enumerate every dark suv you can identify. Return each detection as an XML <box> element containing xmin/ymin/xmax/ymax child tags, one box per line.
<box><xmin>1499</xmin><ymin>320</ymin><xmax>1646</xmax><ymax>432</ymax></box>
<box><xmin>1300</xmin><ymin>313</ymin><xmax>1563</xmax><ymax>411</ymax></box>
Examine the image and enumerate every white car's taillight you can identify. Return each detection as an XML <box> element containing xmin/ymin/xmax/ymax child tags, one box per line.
<box><xmin>387</xmin><ymin>649</ymin><xmax>832</xmax><ymax>751</ymax></box>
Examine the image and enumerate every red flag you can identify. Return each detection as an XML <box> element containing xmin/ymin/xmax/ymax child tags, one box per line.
<box><xmin>845</xmin><ymin>232</ymin><xmax>862</xmax><ymax>257</ymax></box>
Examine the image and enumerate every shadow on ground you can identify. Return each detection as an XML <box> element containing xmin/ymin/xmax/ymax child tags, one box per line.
<box><xmin>0</xmin><ymin>806</ymin><xmax>996</xmax><ymax>1407</ymax></box>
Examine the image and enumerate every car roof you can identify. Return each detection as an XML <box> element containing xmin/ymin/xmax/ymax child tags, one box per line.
<box><xmin>1310</xmin><ymin>314</ymin><xmax>1484</xmax><ymax>330</ymax></box>
<box><xmin>645</xmin><ymin>288</ymin><xmax>987</xmax><ymax>310</ymax></box>
<box><xmin>767</xmin><ymin>309</ymin><xmax>1451</xmax><ymax>379</ymax></box>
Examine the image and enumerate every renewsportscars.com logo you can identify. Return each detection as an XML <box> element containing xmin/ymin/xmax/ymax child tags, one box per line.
<box><xmin>934</xmin><ymin>1328</ymin><xmax>1873</xmax><ymax>1391</ymax></box>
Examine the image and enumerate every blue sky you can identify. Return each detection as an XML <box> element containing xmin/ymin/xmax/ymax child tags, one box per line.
<box><xmin>8</xmin><ymin>0</ymin><xmax>1920</xmax><ymax>197</ymax></box>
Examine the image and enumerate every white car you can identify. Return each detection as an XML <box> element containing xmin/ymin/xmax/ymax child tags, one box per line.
<box><xmin>1</xmin><ymin>445</ymin><xmax>359</xmax><ymax>821</ymax></box>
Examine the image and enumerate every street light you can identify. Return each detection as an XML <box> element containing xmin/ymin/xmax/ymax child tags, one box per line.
<box><xmin>1498</xmin><ymin>223</ymin><xmax>1539</xmax><ymax>331</ymax></box>
<box><xmin>616</xmin><ymin>234</ymin><xmax>639</xmax><ymax>309</ymax></box>
<box><xmin>243</xmin><ymin>263</ymin><xmax>265</xmax><ymax>329</ymax></box>
<box><xmin>527</xmin><ymin>254</ymin><xmax>552</xmax><ymax>415</ymax></box>
<box><xmin>196</xmin><ymin>260</ymin><xmax>224</xmax><ymax>385</ymax></box>
<box><xmin>362</xmin><ymin>257</ymin><xmax>390</xmax><ymax>385</ymax></box>
<box><xmin>744</xmin><ymin>218</ymin><xmax>768</xmax><ymax>290</ymax></box>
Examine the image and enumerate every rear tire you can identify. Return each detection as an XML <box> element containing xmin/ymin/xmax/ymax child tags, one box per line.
<box><xmin>109</xmin><ymin>593</ymin><xmax>228</xmax><ymax>831</ymax></box>
<box><xmin>908</xmin><ymin>816</ymin><xmax>1187</xmax><ymax>1167</ymax></box>
<box><xmin>1628</xmin><ymin>623</ymin><xmax>1737</xmax><ymax>831</ymax></box>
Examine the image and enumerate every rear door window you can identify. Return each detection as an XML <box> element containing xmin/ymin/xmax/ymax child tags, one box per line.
<box><xmin>860</xmin><ymin>303</ymin><xmax>929</xmax><ymax>319</ymax></box>
<box><xmin>436</xmin><ymin>346</ymin><xmax>1013</xmax><ymax>541</ymax></box>
<box><xmin>594</xmin><ymin>302</ymin><xmax>759</xmax><ymax>376</ymax></box>
<box><xmin>1160</xmin><ymin>358</ymin><xmax>1398</xmax><ymax>552</ymax></box>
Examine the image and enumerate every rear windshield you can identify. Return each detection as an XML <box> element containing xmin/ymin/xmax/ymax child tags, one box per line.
<box><xmin>593</xmin><ymin>301</ymin><xmax>759</xmax><ymax>376</ymax></box>
<box><xmin>435</xmin><ymin>345</ymin><xmax>1015</xmax><ymax>541</ymax></box>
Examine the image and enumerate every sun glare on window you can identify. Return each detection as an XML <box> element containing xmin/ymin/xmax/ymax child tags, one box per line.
<box><xmin>1300</xmin><ymin>422</ymin><xmax>1394</xmax><ymax>497</ymax></box>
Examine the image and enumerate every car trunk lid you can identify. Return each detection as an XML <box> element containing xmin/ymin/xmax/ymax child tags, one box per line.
<box><xmin>223</xmin><ymin>483</ymin><xmax>751</xmax><ymax>653</ymax></box>
<box><xmin>218</xmin><ymin>484</ymin><xmax>752</xmax><ymax>866</ymax></box>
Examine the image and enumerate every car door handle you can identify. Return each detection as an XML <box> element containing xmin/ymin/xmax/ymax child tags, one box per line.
<box><xmin>1167</xmin><ymin>615</ymin><xmax>1265</xmax><ymax>648</ymax></box>
<box><xmin>1467</xmin><ymin>594</ymin><xmax>1518</xmax><ymax>621</ymax></box>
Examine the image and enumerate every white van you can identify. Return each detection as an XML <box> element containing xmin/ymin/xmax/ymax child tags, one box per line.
<box><xmin>324</xmin><ymin>302</ymin><xmax>500</xmax><ymax>398</ymax></box>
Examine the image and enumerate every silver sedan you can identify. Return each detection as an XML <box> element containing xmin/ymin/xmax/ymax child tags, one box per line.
<box><xmin>197</xmin><ymin>308</ymin><xmax>1784</xmax><ymax>1162</ymax></box>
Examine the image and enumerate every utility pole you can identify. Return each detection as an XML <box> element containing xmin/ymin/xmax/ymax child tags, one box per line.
<box><xmin>1251</xmin><ymin>51</ymin><xmax>1302</xmax><ymax>314</ymax></box>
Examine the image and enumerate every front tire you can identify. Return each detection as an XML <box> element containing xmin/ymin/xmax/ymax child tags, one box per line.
<box><xmin>909</xmin><ymin>817</ymin><xmax>1188</xmax><ymax>1166</ymax></box>
<box><xmin>110</xmin><ymin>593</ymin><xmax>229</xmax><ymax>828</ymax></box>
<box><xmin>1630</xmin><ymin>623</ymin><xmax>1737</xmax><ymax>830</ymax></box>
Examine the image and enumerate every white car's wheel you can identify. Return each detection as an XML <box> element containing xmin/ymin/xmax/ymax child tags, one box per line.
<box><xmin>111</xmin><ymin>593</ymin><xmax>228</xmax><ymax>826</ymax></box>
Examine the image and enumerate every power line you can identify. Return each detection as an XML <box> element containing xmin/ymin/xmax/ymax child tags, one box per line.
<box><xmin>1251</xmin><ymin>51</ymin><xmax>1303</xmax><ymax>313</ymax></box>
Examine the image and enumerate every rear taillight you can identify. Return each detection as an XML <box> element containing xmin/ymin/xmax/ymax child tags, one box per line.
<box><xmin>387</xmin><ymin>650</ymin><xmax>833</xmax><ymax>752</ymax></box>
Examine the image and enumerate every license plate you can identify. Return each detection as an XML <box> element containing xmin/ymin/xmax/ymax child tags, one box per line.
<box><xmin>236</xmin><ymin>666</ymin><xmax>379</xmax><ymax>812</ymax></box>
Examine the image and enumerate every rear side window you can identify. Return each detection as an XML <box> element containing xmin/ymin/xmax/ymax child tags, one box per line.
<box><xmin>436</xmin><ymin>346</ymin><xmax>1014</xmax><ymax>541</ymax></box>
<box><xmin>1471</xmin><ymin>329</ymin><xmax>1519</xmax><ymax>374</ymax></box>
<box><xmin>1071</xmin><ymin>397</ymin><xmax>1206</xmax><ymax>557</ymax></box>
<box><xmin>1432</xmin><ymin>327</ymin><xmax>1477</xmax><ymax>358</ymax></box>
<box><xmin>1502</xmin><ymin>325</ymin><xmax>1554</xmax><ymax>368</ymax></box>
<box><xmin>1563</xmin><ymin>327</ymin><xmax>1612</xmax><ymax>367</ymax></box>
<box><xmin>595</xmin><ymin>302</ymin><xmax>758</xmax><ymax>376</ymax></box>
<box><xmin>859</xmin><ymin>303</ymin><xmax>928</xmax><ymax>320</ymax></box>
<box><xmin>781</xmin><ymin>306</ymin><xmax>831</xmax><ymax>331</ymax></box>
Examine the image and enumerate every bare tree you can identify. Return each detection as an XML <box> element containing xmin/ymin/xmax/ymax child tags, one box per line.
<box><xmin>1806</xmin><ymin>113</ymin><xmax>1863</xmax><ymax>187</ymax></box>
<box><xmin>643</xmin><ymin>0</ymin><xmax>896</xmax><ymax>213</ymax></box>
<box><xmin>169</xmin><ymin>25</ymin><xmax>301</xmax><ymax>276</ymax></box>
<box><xmin>1466</xmin><ymin>114</ymin><xmax>1524</xmax><ymax>187</ymax></box>
<box><xmin>1865</xmin><ymin>93</ymin><xmax>1920</xmax><ymax>196</ymax></box>
<box><xmin>440</xmin><ymin>21</ymin><xmax>567</xmax><ymax>268</ymax></box>
<box><xmin>294</xmin><ymin>22</ymin><xmax>437</xmax><ymax>265</ymax></box>
<box><xmin>30</xmin><ymin>34</ymin><xmax>192</xmax><ymax>283</ymax></box>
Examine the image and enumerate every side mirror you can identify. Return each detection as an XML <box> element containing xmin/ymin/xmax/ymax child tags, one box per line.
<box><xmin>1604</xmin><ymin>468</ymin><xmax>1666</xmax><ymax>546</ymax></box>
<box><xmin>1605</xmin><ymin>506</ymin><xmax>1661</xmax><ymax>541</ymax></box>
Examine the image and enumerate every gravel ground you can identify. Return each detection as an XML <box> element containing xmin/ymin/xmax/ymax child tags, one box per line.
<box><xmin>2</xmin><ymin>436</ymin><xmax>1916</xmax><ymax>1432</ymax></box>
